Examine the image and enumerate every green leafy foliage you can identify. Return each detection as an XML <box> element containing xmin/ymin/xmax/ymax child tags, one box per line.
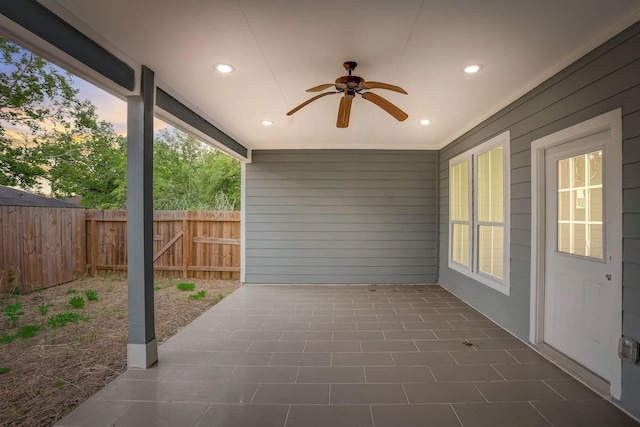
<box><xmin>153</xmin><ymin>130</ymin><xmax>240</xmax><ymax>210</ymax></box>
<box><xmin>15</xmin><ymin>324</ymin><xmax>40</xmax><ymax>339</ymax></box>
<box><xmin>3</xmin><ymin>304</ymin><xmax>24</xmax><ymax>326</ymax></box>
<box><xmin>0</xmin><ymin>324</ymin><xmax>41</xmax><ymax>343</ymax></box>
<box><xmin>68</xmin><ymin>296</ymin><xmax>84</xmax><ymax>309</ymax></box>
<box><xmin>46</xmin><ymin>106</ymin><xmax>127</xmax><ymax>209</ymax></box>
<box><xmin>189</xmin><ymin>290</ymin><xmax>206</xmax><ymax>300</ymax></box>
<box><xmin>1</xmin><ymin>40</ymin><xmax>240</xmax><ymax>209</ymax></box>
<box><xmin>84</xmin><ymin>290</ymin><xmax>98</xmax><ymax>301</ymax></box>
<box><xmin>0</xmin><ymin>38</ymin><xmax>79</xmax><ymax>187</ymax></box>
<box><xmin>38</xmin><ymin>302</ymin><xmax>54</xmax><ymax>316</ymax></box>
<box><xmin>176</xmin><ymin>282</ymin><xmax>196</xmax><ymax>291</ymax></box>
<box><xmin>47</xmin><ymin>312</ymin><xmax>88</xmax><ymax>328</ymax></box>
<box><xmin>0</xmin><ymin>366</ymin><xmax>9</xmax><ymax>374</ymax></box>
<box><xmin>65</xmin><ymin>289</ymin><xmax>77</xmax><ymax>294</ymax></box>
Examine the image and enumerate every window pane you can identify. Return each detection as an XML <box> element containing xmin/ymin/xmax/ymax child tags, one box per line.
<box><xmin>572</xmin><ymin>156</ymin><xmax>585</xmax><ymax>187</ymax></box>
<box><xmin>588</xmin><ymin>151</ymin><xmax>603</xmax><ymax>186</ymax></box>
<box><xmin>556</xmin><ymin>150</ymin><xmax>603</xmax><ymax>260</ymax></box>
<box><xmin>478</xmin><ymin>226</ymin><xmax>504</xmax><ymax>279</ymax></box>
<box><xmin>558</xmin><ymin>191</ymin><xmax>570</xmax><ymax>221</ymax></box>
<box><xmin>573</xmin><ymin>189</ymin><xmax>586</xmax><ymax>221</ymax></box>
<box><xmin>589</xmin><ymin>224</ymin><xmax>603</xmax><ymax>259</ymax></box>
<box><xmin>477</xmin><ymin>147</ymin><xmax>503</xmax><ymax>223</ymax></box>
<box><xmin>589</xmin><ymin>188</ymin><xmax>602</xmax><ymax>221</ymax></box>
<box><xmin>573</xmin><ymin>224</ymin><xmax>586</xmax><ymax>256</ymax></box>
<box><xmin>450</xmin><ymin>161</ymin><xmax>469</xmax><ymax>221</ymax></box>
<box><xmin>452</xmin><ymin>224</ymin><xmax>469</xmax><ymax>267</ymax></box>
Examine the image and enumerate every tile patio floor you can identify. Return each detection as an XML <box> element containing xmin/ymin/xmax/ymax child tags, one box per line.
<box><xmin>56</xmin><ymin>284</ymin><xmax>640</xmax><ymax>427</ymax></box>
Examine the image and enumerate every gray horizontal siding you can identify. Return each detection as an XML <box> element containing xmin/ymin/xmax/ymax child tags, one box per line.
<box><xmin>245</xmin><ymin>150</ymin><xmax>438</xmax><ymax>284</ymax></box>
<box><xmin>246</xmin><ymin>205</ymin><xmax>435</xmax><ymax>215</ymax></box>
<box><xmin>438</xmin><ymin>21</ymin><xmax>640</xmax><ymax>418</ymax></box>
<box><xmin>248</xmin><ymin>179</ymin><xmax>431</xmax><ymax>189</ymax></box>
<box><xmin>247</xmin><ymin>240</ymin><xmax>435</xmax><ymax>249</ymax></box>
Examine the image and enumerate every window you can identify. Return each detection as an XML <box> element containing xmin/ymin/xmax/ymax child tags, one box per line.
<box><xmin>557</xmin><ymin>150</ymin><xmax>603</xmax><ymax>259</ymax></box>
<box><xmin>449</xmin><ymin>131</ymin><xmax>510</xmax><ymax>294</ymax></box>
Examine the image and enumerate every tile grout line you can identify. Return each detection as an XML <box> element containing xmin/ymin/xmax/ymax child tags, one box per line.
<box><xmin>282</xmin><ymin>404</ymin><xmax>292</xmax><ymax>427</ymax></box>
<box><xmin>294</xmin><ymin>366</ymin><xmax>301</xmax><ymax>384</ymax></box>
<box><xmin>540</xmin><ymin>379</ymin><xmax>569</xmax><ymax>401</ymax></box>
<box><xmin>400</xmin><ymin>382</ymin><xmax>411</xmax><ymax>404</ymax></box>
<box><xmin>528</xmin><ymin>401</ymin><xmax>556</xmax><ymax>427</ymax></box>
<box><xmin>472</xmin><ymin>382</ymin><xmax>490</xmax><ymax>403</ymax></box>
<box><xmin>449</xmin><ymin>403</ymin><xmax>466</xmax><ymax>427</ymax></box>
<box><xmin>368</xmin><ymin>404</ymin><xmax>375</xmax><ymax>427</ymax></box>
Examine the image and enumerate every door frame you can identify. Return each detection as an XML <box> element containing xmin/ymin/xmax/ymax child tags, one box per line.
<box><xmin>529</xmin><ymin>108</ymin><xmax>622</xmax><ymax>399</ymax></box>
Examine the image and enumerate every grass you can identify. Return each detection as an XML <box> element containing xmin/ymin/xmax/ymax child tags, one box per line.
<box><xmin>47</xmin><ymin>312</ymin><xmax>89</xmax><ymax>329</ymax></box>
<box><xmin>0</xmin><ymin>276</ymin><xmax>239</xmax><ymax>426</ymax></box>
<box><xmin>84</xmin><ymin>290</ymin><xmax>98</xmax><ymax>301</ymax></box>
<box><xmin>0</xmin><ymin>366</ymin><xmax>9</xmax><ymax>375</ymax></box>
<box><xmin>176</xmin><ymin>282</ymin><xmax>196</xmax><ymax>291</ymax></box>
<box><xmin>38</xmin><ymin>302</ymin><xmax>54</xmax><ymax>316</ymax></box>
<box><xmin>188</xmin><ymin>290</ymin><xmax>206</xmax><ymax>300</ymax></box>
<box><xmin>68</xmin><ymin>296</ymin><xmax>85</xmax><ymax>309</ymax></box>
<box><xmin>0</xmin><ymin>324</ymin><xmax>42</xmax><ymax>343</ymax></box>
<box><xmin>3</xmin><ymin>304</ymin><xmax>24</xmax><ymax>326</ymax></box>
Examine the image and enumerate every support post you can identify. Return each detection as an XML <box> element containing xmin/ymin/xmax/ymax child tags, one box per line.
<box><xmin>126</xmin><ymin>66</ymin><xmax>157</xmax><ymax>368</ymax></box>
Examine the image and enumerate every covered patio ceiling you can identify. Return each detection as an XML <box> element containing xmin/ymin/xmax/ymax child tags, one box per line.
<box><xmin>6</xmin><ymin>0</ymin><xmax>640</xmax><ymax>152</ymax></box>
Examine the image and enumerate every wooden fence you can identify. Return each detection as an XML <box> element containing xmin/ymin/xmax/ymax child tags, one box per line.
<box><xmin>0</xmin><ymin>206</ymin><xmax>86</xmax><ymax>293</ymax></box>
<box><xmin>85</xmin><ymin>210</ymin><xmax>240</xmax><ymax>280</ymax></box>
<box><xmin>0</xmin><ymin>209</ymin><xmax>240</xmax><ymax>293</ymax></box>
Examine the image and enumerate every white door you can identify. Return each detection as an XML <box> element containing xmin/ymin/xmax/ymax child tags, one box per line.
<box><xmin>543</xmin><ymin>128</ymin><xmax>621</xmax><ymax>386</ymax></box>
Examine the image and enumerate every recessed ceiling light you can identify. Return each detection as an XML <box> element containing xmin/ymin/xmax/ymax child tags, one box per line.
<box><xmin>420</xmin><ymin>119</ymin><xmax>431</xmax><ymax>126</ymax></box>
<box><xmin>216</xmin><ymin>64</ymin><xmax>234</xmax><ymax>73</ymax></box>
<box><xmin>262</xmin><ymin>120</ymin><xmax>273</xmax><ymax>126</ymax></box>
<box><xmin>464</xmin><ymin>64</ymin><xmax>481</xmax><ymax>74</ymax></box>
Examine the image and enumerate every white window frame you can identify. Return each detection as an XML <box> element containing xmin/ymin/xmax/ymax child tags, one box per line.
<box><xmin>448</xmin><ymin>130</ymin><xmax>511</xmax><ymax>295</ymax></box>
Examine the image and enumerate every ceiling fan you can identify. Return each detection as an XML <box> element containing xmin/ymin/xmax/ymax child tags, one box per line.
<box><xmin>286</xmin><ymin>61</ymin><xmax>408</xmax><ymax>128</ymax></box>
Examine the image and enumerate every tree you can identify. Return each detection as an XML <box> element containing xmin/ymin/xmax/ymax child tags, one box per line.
<box><xmin>153</xmin><ymin>129</ymin><xmax>241</xmax><ymax>210</ymax></box>
<box><xmin>197</xmin><ymin>148</ymin><xmax>241</xmax><ymax>210</ymax></box>
<box><xmin>0</xmin><ymin>38</ymin><xmax>80</xmax><ymax>188</ymax></box>
<box><xmin>0</xmin><ymin>38</ymin><xmax>241</xmax><ymax>210</ymax></box>
<box><xmin>45</xmin><ymin>102</ymin><xmax>127</xmax><ymax>208</ymax></box>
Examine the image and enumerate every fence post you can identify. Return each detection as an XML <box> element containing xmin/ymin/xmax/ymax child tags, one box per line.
<box><xmin>182</xmin><ymin>217</ymin><xmax>189</xmax><ymax>278</ymax></box>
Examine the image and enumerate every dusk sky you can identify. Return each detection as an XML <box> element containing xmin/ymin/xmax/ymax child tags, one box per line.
<box><xmin>0</xmin><ymin>38</ymin><xmax>172</xmax><ymax>137</ymax></box>
<box><xmin>72</xmin><ymin>76</ymin><xmax>171</xmax><ymax>135</ymax></box>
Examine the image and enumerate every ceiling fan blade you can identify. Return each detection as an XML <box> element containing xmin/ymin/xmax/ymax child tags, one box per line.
<box><xmin>361</xmin><ymin>92</ymin><xmax>408</xmax><ymax>121</ymax></box>
<box><xmin>306</xmin><ymin>83</ymin><xmax>335</xmax><ymax>92</ymax></box>
<box><xmin>361</xmin><ymin>81</ymin><xmax>408</xmax><ymax>94</ymax></box>
<box><xmin>286</xmin><ymin>92</ymin><xmax>340</xmax><ymax>116</ymax></box>
<box><xmin>336</xmin><ymin>95</ymin><xmax>353</xmax><ymax>128</ymax></box>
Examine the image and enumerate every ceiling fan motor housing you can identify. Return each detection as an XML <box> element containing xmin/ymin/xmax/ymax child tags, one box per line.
<box><xmin>335</xmin><ymin>75</ymin><xmax>364</xmax><ymax>91</ymax></box>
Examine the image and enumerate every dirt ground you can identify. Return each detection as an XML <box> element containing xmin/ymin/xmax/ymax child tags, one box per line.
<box><xmin>0</xmin><ymin>275</ymin><xmax>241</xmax><ymax>427</ymax></box>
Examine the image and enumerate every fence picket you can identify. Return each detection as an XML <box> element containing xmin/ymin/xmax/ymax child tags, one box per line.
<box><xmin>85</xmin><ymin>210</ymin><xmax>240</xmax><ymax>280</ymax></box>
<box><xmin>0</xmin><ymin>209</ymin><xmax>240</xmax><ymax>292</ymax></box>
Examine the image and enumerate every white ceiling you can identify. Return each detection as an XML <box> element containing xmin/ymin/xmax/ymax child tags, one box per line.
<box><xmin>40</xmin><ymin>0</ymin><xmax>640</xmax><ymax>152</ymax></box>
